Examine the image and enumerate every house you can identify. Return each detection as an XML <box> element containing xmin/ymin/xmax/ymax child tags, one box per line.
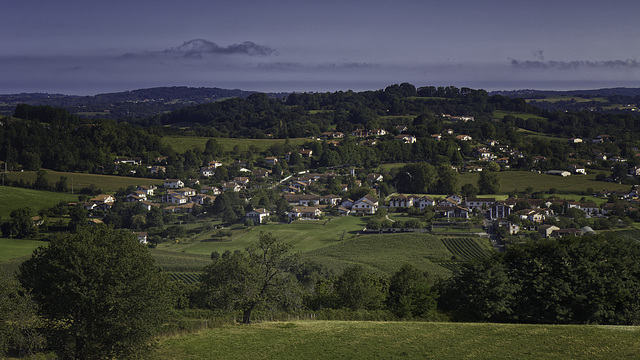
<box><xmin>246</xmin><ymin>208</ymin><xmax>270</xmax><ymax>225</ymax></box>
<box><xmin>221</xmin><ymin>182</ymin><xmax>242</xmax><ymax>192</ymax></box>
<box><xmin>114</xmin><ymin>157</ymin><xmax>142</xmax><ymax>166</ymax></box>
<box><xmin>465</xmin><ymin>197</ymin><xmax>496</xmax><ymax>211</ymax></box>
<box><xmin>320</xmin><ymin>195</ymin><xmax>342</xmax><ymax>206</ymax></box>
<box><xmin>437</xmin><ymin>198</ymin><xmax>459</xmax><ymax>208</ymax></box>
<box><xmin>539</xmin><ymin>225</ymin><xmax>560</xmax><ymax>238</ymax></box>
<box><xmin>136</xmin><ymin>185</ymin><xmax>156</xmax><ymax>196</ymax></box>
<box><xmin>394</xmin><ymin>134</ymin><xmax>416</xmax><ymax>143</ymax></box>
<box><xmin>147</xmin><ymin>166</ymin><xmax>166</xmax><ymax>174</ymax></box>
<box><xmin>418</xmin><ymin>196</ymin><xmax>436</xmax><ymax>210</ymax></box>
<box><xmin>164</xmin><ymin>179</ymin><xmax>184</xmax><ymax>188</ymax></box>
<box><xmin>287</xmin><ymin>206</ymin><xmax>323</xmax><ymax>221</ymax></box>
<box><xmin>515</xmin><ymin>208</ymin><xmax>546</xmax><ymax>223</ymax></box>
<box><xmin>252</xmin><ymin>169</ymin><xmax>270</xmax><ymax>178</ymax></box>
<box><xmin>299</xmin><ymin>149</ymin><xmax>313</xmax><ymax>158</ymax></box>
<box><xmin>508</xmin><ymin>222</ymin><xmax>520</xmax><ymax>235</ymax></box>
<box><xmin>265</xmin><ymin>157</ymin><xmax>279</xmax><ymax>166</ymax></box>
<box><xmin>283</xmin><ymin>194</ymin><xmax>321</xmax><ymax>206</ymax></box>
<box><xmin>366</xmin><ymin>173</ymin><xmax>384</xmax><ymax>182</ymax></box>
<box><xmin>550</xmin><ymin>228</ymin><xmax>582</xmax><ymax>238</ymax></box>
<box><xmin>568</xmin><ymin>164</ymin><xmax>586</xmax><ymax>174</ymax></box>
<box><xmin>192</xmin><ymin>194</ymin><xmax>215</xmax><ymax>205</ymax></box>
<box><xmin>389</xmin><ymin>194</ymin><xmax>415</xmax><ymax>208</ymax></box>
<box><xmin>200</xmin><ymin>167</ymin><xmax>216</xmax><ymax>177</ymax></box>
<box><xmin>341</xmin><ymin>198</ymin><xmax>355</xmax><ymax>209</ymax></box>
<box><xmin>134</xmin><ymin>232</ymin><xmax>148</xmax><ymax>244</ymax></box>
<box><xmin>126</xmin><ymin>191</ymin><xmax>147</xmax><ymax>202</ymax></box>
<box><xmin>164</xmin><ymin>193</ymin><xmax>188</xmax><ymax>204</ymax></box>
<box><xmin>568</xmin><ymin>138</ymin><xmax>583</xmax><ymax>143</ymax></box>
<box><xmin>455</xmin><ymin>134</ymin><xmax>472</xmax><ymax>141</ymax></box>
<box><xmin>90</xmin><ymin>194</ymin><xmax>115</xmax><ymax>204</ymax></box>
<box><xmin>443</xmin><ymin>206</ymin><xmax>470</xmax><ymax>219</ymax></box>
<box><xmin>352</xmin><ymin>195</ymin><xmax>379</xmax><ymax>215</ymax></box>
<box><xmin>233</xmin><ymin>177</ymin><xmax>250</xmax><ymax>186</ymax></box>
<box><xmin>489</xmin><ymin>201</ymin><xmax>514</xmax><ymax>219</ymax></box>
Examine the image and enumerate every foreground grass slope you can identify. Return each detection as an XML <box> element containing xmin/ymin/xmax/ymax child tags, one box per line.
<box><xmin>152</xmin><ymin>320</ymin><xmax>640</xmax><ymax>360</ymax></box>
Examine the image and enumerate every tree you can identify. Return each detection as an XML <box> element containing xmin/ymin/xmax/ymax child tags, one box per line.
<box><xmin>7</xmin><ymin>207</ymin><xmax>36</xmax><ymax>238</ymax></box>
<box><xmin>394</xmin><ymin>162</ymin><xmax>436</xmax><ymax>194</ymax></box>
<box><xmin>334</xmin><ymin>265</ymin><xmax>388</xmax><ymax>310</ymax></box>
<box><xmin>387</xmin><ymin>264</ymin><xmax>438</xmax><ymax>319</ymax></box>
<box><xmin>477</xmin><ymin>170</ymin><xmax>501</xmax><ymax>194</ymax></box>
<box><xmin>55</xmin><ymin>176</ymin><xmax>69</xmax><ymax>193</ymax></box>
<box><xmin>199</xmin><ymin>232</ymin><xmax>301</xmax><ymax>323</ymax></box>
<box><xmin>34</xmin><ymin>169</ymin><xmax>50</xmax><ymax>191</ymax></box>
<box><xmin>18</xmin><ymin>226</ymin><xmax>172</xmax><ymax>359</ymax></box>
<box><xmin>0</xmin><ymin>276</ymin><xmax>44</xmax><ymax>357</ymax></box>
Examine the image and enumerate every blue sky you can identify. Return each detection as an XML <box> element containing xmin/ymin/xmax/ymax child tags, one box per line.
<box><xmin>1</xmin><ymin>0</ymin><xmax>639</xmax><ymax>94</ymax></box>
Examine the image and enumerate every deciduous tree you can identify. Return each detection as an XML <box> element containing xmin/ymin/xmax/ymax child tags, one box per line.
<box><xmin>18</xmin><ymin>226</ymin><xmax>171</xmax><ymax>359</ymax></box>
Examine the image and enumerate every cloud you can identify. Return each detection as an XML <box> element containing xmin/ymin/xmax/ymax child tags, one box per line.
<box><xmin>509</xmin><ymin>58</ymin><xmax>640</xmax><ymax>70</ymax></box>
<box><xmin>163</xmin><ymin>39</ymin><xmax>277</xmax><ymax>58</ymax></box>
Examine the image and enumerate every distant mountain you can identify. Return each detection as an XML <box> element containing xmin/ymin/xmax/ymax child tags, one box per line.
<box><xmin>0</xmin><ymin>86</ymin><xmax>288</xmax><ymax>120</ymax></box>
<box><xmin>489</xmin><ymin>87</ymin><xmax>640</xmax><ymax>98</ymax></box>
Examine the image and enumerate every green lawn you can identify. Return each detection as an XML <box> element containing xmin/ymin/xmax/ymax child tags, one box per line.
<box><xmin>0</xmin><ymin>186</ymin><xmax>78</xmax><ymax>218</ymax></box>
<box><xmin>152</xmin><ymin>320</ymin><xmax>640</xmax><ymax>360</ymax></box>
<box><xmin>527</xmin><ymin>96</ymin><xmax>609</xmax><ymax>104</ymax></box>
<box><xmin>160</xmin><ymin>136</ymin><xmax>309</xmax><ymax>154</ymax></box>
<box><xmin>0</xmin><ymin>238</ymin><xmax>46</xmax><ymax>262</ymax></box>
<box><xmin>3</xmin><ymin>170</ymin><xmax>164</xmax><ymax>193</ymax></box>
<box><xmin>460</xmin><ymin>171</ymin><xmax>629</xmax><ymax>194</ymax></box>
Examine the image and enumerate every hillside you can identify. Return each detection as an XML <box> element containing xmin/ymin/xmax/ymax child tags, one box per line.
<box><xmin>0</xmin><ymin>86</ymin><xmax>286</xmax><ymax>119</ymax></box>
<box><xmin>152</xmin><ymin>320</ymin><xmax>640</xmax><ymax>360</ymax></box>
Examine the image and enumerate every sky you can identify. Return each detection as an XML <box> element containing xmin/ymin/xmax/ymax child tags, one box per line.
<box><xmin>1</xmin><ymin>0</ymin><xmax>639</xmax><ymax>95</ymax></box>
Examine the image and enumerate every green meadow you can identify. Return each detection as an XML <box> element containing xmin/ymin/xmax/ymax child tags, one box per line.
<box><xmin>3</xmin><ymin>170</ymin><xmax>163</xmax><ymax>193</ymax></box>
<box><xmin>151</xmin><ymin>320</ymin><xmax>640</xmax><ymax>360</ymax></box>
<box><xmin>0</xmin><ymin>186</ymin><xmax>78</xmax><ymax>218</ymax></box>
<box><xmin>459</xmin><ymin>171</ymin><xmax>629</xmax><ymax>194</ymax></box>
<box><xmin>492</xmin><ymin>110</ymin><xmax>547</xmax><ymax>120</ymax></box>
<box><xmin>160</xmin><ymin>136</ymin><xmax>309</xmax><ymax>154</ymax></box>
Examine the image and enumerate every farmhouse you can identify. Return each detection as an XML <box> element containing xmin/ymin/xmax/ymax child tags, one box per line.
<box><xmin>164</xmin><ymin>179</ymin><xmax>184</xmax><ymax>188</ymax></box>
<box><xmin>246</xmin><ymin>208</ymin><xmax>270</xmax><ymax>224</ymax></box>
<box><xmin>465</xmin><ymin>197</ymin><xmax>495</xmax><ymax>211</ymax></box>
<box><xmin>352</xmin><ymin>195</ymin><xmax>379</xmax><ymax>215</ymax></box>
<box><xmin>545</xmin><ymin>170</ymin><xmax>571</xmax><ymax>177</ymax></box>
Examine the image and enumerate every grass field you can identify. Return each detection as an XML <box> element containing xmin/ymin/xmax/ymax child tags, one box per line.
<box><xmin>151</xmin><ymin>320</ymin><xmax>640</xmax><ymax>360</ymax></box>
<box><xmin>302</xmin><ymin>233</ymin><xmax>456</xmax><ymax>277</ymax></box>
<box><xmin>492</xmin><ymin>110</ymin><xmax>547</xmax><ymax>120</ymax></box>
<box><xmin>3</xmin><ymin>170</ymin><xmax>164</xmax><ymax>193</ymax></box>
<box><xmin>527</xmin><ymin>96</ymin><xmax>609</xmax><ymax>104</ymax></box>
<box><xmin>459</xmin><ymin>171</ymin><xmax>629</xmax><ymax>194</ymax></box>
<box><xmin>0</xmin><ymin>238</ymin><xmax>45</xmax><ymax>262</ymax></box>
<box><xmin>155</xmin><ymin>216</ymin><xmax>369</xmax><ymax>255</ymax></box>
<box><xmin>160</xmin><ymin>136</ymin><xmax>309</xmax><ymax>154</ymax></box>
<box><xmin>0</xmin><ymin>186</ymin><xmax>78</xmax><ymax>218</ymax></box>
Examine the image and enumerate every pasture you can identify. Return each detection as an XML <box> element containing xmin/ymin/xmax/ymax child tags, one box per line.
<box><xmin>459</xmin><ymin>171</ymin><xmax>629</xmax><ymax>194</ymax></box>
<box><xmin>3</xmin><ymin>170</ymin><xmax>164</xmax><ymax>193</ymax></box>
<box><xmin>160</xmin><ymin>136</ymin><xmax>309</xmax><ymax>154</ymax></box>
<box><xmin>492</xmin><ymin>110</ymin><xmax>547</xmax><ymax>120</ymax></box>
<box><xmin>151</xmin><ymin>320</ymin><xmax>640</xmax><ymax>360</ymax></box>
<box><xmin>0</xmin><ymin>186</ymin><xmax>78</xmax><ymax>218</ymax></box>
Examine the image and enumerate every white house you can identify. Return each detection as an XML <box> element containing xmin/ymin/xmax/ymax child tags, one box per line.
<box><xmin>352</xmin><ymin>195</ymin><xmax>379</xmax><ymax>215</ymax></box>
<box><xmin>418</xmin><ymin>196</ymin><xmax>436</xmax><ymax>210</ymax></box>
<box><xmin>164</xmin><ymin>179</ymin><xmax>184</xmax><ymax>188</ymax></box>
<box><xmin>246</xmin><ymin>208</ymin><xmax>270</xmax><ymax>224</ymax></box>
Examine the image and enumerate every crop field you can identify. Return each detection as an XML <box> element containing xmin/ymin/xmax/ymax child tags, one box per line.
<box><xmin>160</xmin><ymin>136</ymin><xmax>309</xmax><ymax>154</ymax></box>
<box><xmin>0</xmin><ymin>186</ymin><xmax>78</xmax><ymax>218</ymax></box>
<box><xmin>149</xmin><ymin>248</ymin><xmax>211</xmax><ymax>272</ymax></box>
<box><xmin>167</xmin><ymin>272</ymin><xmax>201</xmax><ymax>284</ymax></box>
<box><xmin>459</xmin><ymin>171</ymin><xmax>629</xmax><ymax>194</ymax></box>
<box><xmin>441</xmin><ymin>237</ymin><xmax>492</xmax><ymax>261</ymax></box>
<box><xmin>3</xmin><ymin>170</ymin><xmax>164</xmax><ymax>193</ymax></box>
<box><xmin>151</xmin><ymin>320</ymin><xmax>640</xmax><ymax>360</ymax></box>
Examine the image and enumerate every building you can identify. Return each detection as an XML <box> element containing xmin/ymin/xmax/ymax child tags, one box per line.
<box><xmin>352</xmin><ymin>195</ymin><xmax>379</xmax><ymax>215</ymax></box>
<box><xmin>164</xmin><ymin>179</ymin><xmax>184</xmax><ymax>188</ymax></box>
<box><xmin>246</xmin><ymin>208</ymin><xmax>270</xmax><ymax>225</ymax></box>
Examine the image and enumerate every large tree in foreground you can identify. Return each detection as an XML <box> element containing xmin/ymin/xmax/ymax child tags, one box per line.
<box><xmin>199</xmin><ymin>232</ymin><xmax>301</xmax><ymax>323</ymax></box>
<box><xmin>18</xmin><ymin>226</ymin><xmax>172</xmax><ymax>360</ymax></box>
